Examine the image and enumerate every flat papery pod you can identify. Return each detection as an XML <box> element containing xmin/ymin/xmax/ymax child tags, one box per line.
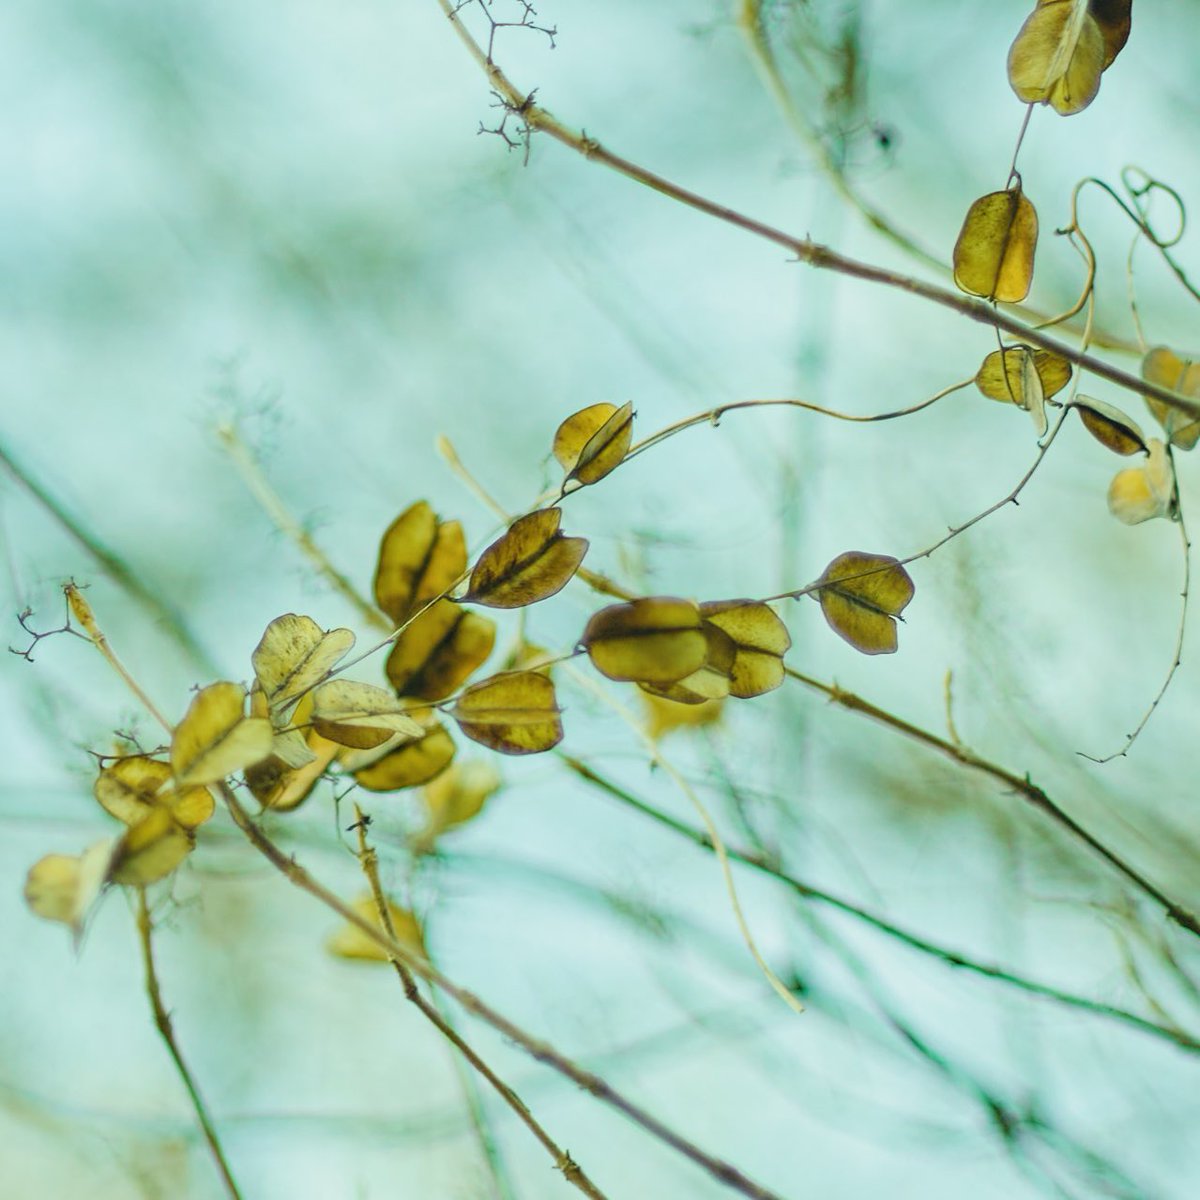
<box><xmin>251</xmin><ymin>614</ymin><xmax>355</xmax><ymax>715</ymax></box>
<box><xmin>414</xmin><ymin>761</ymin><xmax>502</xmax><ymax>851</ymax></box>
<box><xmin>974</xmin><ymin>345</ymin><xmax>1048</xmax><ymax>435</ymax></box>
<box><xmin>637</xmin><ymin>623</ymin><xmax>736</xmax><ymax>704</ymax></box>
<box><xmin>699</xmin><ymin>599</ymin><xmax>792</xmax><ymax>698</ymax></box>
<box><xmin>582</xmin><ymin>597</ymin><xmax>708</xmax><ymax>685</ymax></box>
<box><xmin>373</xmin><ymin>501</ymin><xmax>467</xmax><ymax>625</ymax></box>
<box><xmin>310</xmin><ymin>680</ymin><xmax>424</xmax><ymax>749</ymax></box>
<box><xmin>464</xmin><ymin>508</ymin><xmax>589</xmax><ymax>609</ymax></box>
<box><xmin>1074</xmin><ymin>396</ymin><xmax>1148</xmax><ymax>456</ymax></box>
<box><xmin>327</xmin><ymin>895</ymin><xmax>427</xmax><ymax>964</ymax></box>
<box><xmin>976</xmin><ymin>346</ymin><xmax>1071</xmax><ymax>403</ymax></box>
<box><xmin>109</xmin><ymin>807</ymin><xmax>192</xmax><ymax>887</ymax></box>
<box><xmin>1008</xmin><ymin>0</ymin><xmax>1105</xmax><ymax>115</ymax></box>
<box><xmin>354</xmin><ymin>722</ymin><xmax>457</xmax><ymax>792</ymax></box>
<box><xmin>952</xmin><ymin>189</ymin><xmax>1038</xmax><ymax>304</ymax></box>
<box><xmin>451</xmin><ymin>671</ymin><xmax>564</xmax><ymax>755</ymax></box>
<box><xmin>553</xmin><ymin>401</ymin><xmax>635</xmax><ymax>488</ymax></box>
<box><xmin>94</xmin><ymin>756</ymin><xmax>215</xmax><ymax>830</ymax></box>
<box><xmin>384</xmin><ymin>599</ymin><xmax>496</xmax><ymax>702</ymax></box>
<box><xmin>24</xmin><ymin>839</ymin><xmax>115</xmax><ymax>935</ymax></box>
<box><xmin>1085</xmin><ymin>0</ymin><xmax>1131</xmax><ymax>69</ymax></box>
<box><xmin>1142</xmin><ymin>347</ymin><xmax>1200</xmax><ymax>451</ymax></box>
<box><xmin>641</xmin><ymin>692</ymin><xmax>724</xmax><ymax>740</ymax></box>
<box><xmin>1107</xmin><ymin>438</ymin><xmax>1177</xmax><ymax>525</ymax></box>
<box><xmin>271</xmin><ymin>727</ymin><xmax>318</xmax><ymax>769</ymax></box>
<box><xmin>815</xmin><ymin>552</ymin><xmax>916</xmax><ymax>656</ymax></box>
<box><xmin>170</xmin><ymin>681</ymin><xmax>275</xmax><ymax>788</ymax></box>
<box><xmin>249</xmin><ymin>730</ymin><xmax>340</xmax><ymax>812</ymax></box>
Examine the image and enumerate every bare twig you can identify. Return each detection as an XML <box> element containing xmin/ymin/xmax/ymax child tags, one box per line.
<box><xmin>217</xmin><ymin>423</ymin><xmax>392</xmax><ymax>634</ymax></box>
<box><xmin>783</xmin><ymin>668</ymin><xmax>1200</xmax><ymax>940</ymax></box>
<box><xmin>434</xmin><ymin>0</ymin><xmax>1200</xmax><ymax>424</ymax></box>
<box><xmin>221</xmin><ymin>782</ymin><xmax>790</xmax><ymax>1200</ymax></box>
<box><xmin>353</xmin><ymin>807</ymin><xmax>610</xmax><ymax>1199</ymax></box>
<box><xmin>136</xmin><ymin>890</ymin><xmax>243</xmax><ymax>1200</ymax></box>
<box><xmin>559</xmin><ymin>755</ymin><xmax>1200</xmax><ymax>1054</ymax></box>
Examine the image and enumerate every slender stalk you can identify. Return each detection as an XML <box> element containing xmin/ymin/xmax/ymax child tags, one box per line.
<box><xmin>624</xmin><ymin>379</ymin><xmax>973</xmax><ymax>464</ymax></box>
<box><xmin>136</xmin><ymin>890</ymin><xmax>243</xmax><ymax>1200</ymax></box>
<box><xmin>430</xmin><ymin>984</ymin><xmax>518</xmax><ymax>1200</ymax></box>
<box><xmin>65</xmin><ymin>592</ymin><xmax>785</xmax><ymax>1200</ymax></box>
<box><xmin>217</xmin><ymin>423</ymin><xmax>391</xmax><ymax>633</ymax></box>
<box><xmin>783</xmin><ymin>668</ymin><xmax>1200</xmax><ymax>940</ymax></box>
<box><xmin>66</xmin><ymin>584</ymin><xmax>174</xmax><ymax>734</ymax></box>
<box><xmin>558</xmin><ymin>755</ymin><xmax>1200</xmax><ymax>1054</ymax></box>
<box><xmin>434</xmin><ymin>0</ymin><xmax>1200</xmax><ymax>424</ymax></box>
<box><xmin>221</xmin><ymin>783</ymin><xmax>789</xmax><ymax>1200</ymax></box>
<box><xmin>353</xmin><ymin>810</ymin><xmax>609</xmax><ymax>1200</ymax></box>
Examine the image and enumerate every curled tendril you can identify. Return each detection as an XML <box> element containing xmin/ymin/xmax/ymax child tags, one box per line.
<box><xmin>1121</xmin><ymin>167</ymin><xmax>1187</xmax><ymax>249</ymax></box>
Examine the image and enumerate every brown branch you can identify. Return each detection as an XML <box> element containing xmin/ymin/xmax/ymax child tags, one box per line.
<box><xmin>352</xmin><ymin>808</ymin><xmax>610</xmax><ymax>1200</ymax></box>
<box><xmin>558</xmin><ymin>755</ymin><xmax>1200</xmax><ymax>1055</ymax></box>
<box><xmin>136</xmin><ymin>890</ymin><xmax>244</xmax><ymax>1200</ymax></box>
<box><xmin>220</xmin><ymin>783</ymin><xmax>790</xmax><ymax>1200</ymax></box>
<box><xmin>783</xmin><ymin>668</ymin><xmax>1200</xmax><ymax>941</ymax></box>
<box><xmin>433</xmin><ymin>0</ymin><xmax>1200</xmax><ymax>425</ymax></box>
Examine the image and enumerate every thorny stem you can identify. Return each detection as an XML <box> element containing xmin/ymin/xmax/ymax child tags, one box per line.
<box><xmin>217</xmin><ymin>423</ymin><xmax>392</xmax><ymax>634</ymax></box>
<box><xmin>220</xmin><ymin>783</ymin><xmax>790</xmax><ymax>1200</ymax></box>
<box><xmin>559</xmin><ymin>755</ymin><xmax>1200</xmax><ymax>1054</ymax></box>
<box><xmin>782</xmin><ymin>668</ymin><xmax>1200</xmax><ymax>940</ymax></box>
<box><xmin>434</xmin><ymin>0</ymin><xmax>1200</xmax><ymax>425</ymax></box>
<box><xmin>135</xmin><ymin>890</ymin><xmax>244</xmax><ymax>1200</ymax></box>
<box><xmin>353</xmin><ymin>808</ymin><xmax>610</xmax><ymax>1200</ymax></box>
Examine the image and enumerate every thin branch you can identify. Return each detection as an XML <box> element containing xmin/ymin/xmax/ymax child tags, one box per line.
<box><xmin>782</xmin><ymin>667</ymin><xmax>1200</xmax><ymax>940</ymax></box>
<box><xmin>216</xmin><ymin>422</ymin><xmax>392</xmax><ymax>634</ymax></box>
<box><xmin>734</xmin><ymin>0</ymin><xmax>942</xmax><ymax>273</ymax></box>
<box><xmin>136</xmin><ymin>890</ymin><xmax>244</xmax><ymax>1200</ymax></box>
<box><xmin>220</xmin><ymin>783</ymin><xmax>790</xmax><ymax>1200</ymax></box>
<box><xmin>1081</xmin><ymin>458</ymin><xmax>1191</xmax><ymax>763</ymax></box>
<box><xmin>434</xmin><ymin>0</ymin><xmax>1200</xmax><ymax>423</ymax></box>
<box><xmin>623</xmin><ymin>378</ymin><xmax>972</xmax><ymax>465</ymax></box>
<box><xmin>353</xmin><ymin>807</ymin><xmax>609</xmax><ymax>1200</ymax></box>
<box><xmin>762</xmin><ymin>407</ymin><xmax>1070</xmax><ymax>605</ymax></box>
<box><xmin>558</xmin><ymin>755</ymin><xmax>1200</xmax><ymax>1055</ymax></box>
<box><xmin>65</xmin><ymin>583</ymin><xmax>174</xmax><ymax>734</ymax></box>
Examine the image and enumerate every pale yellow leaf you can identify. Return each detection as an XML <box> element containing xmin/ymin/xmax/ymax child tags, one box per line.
<box><xmin>465</xmin><ymin>508</ymin><xmax>588</xmax><ymax>609</ymax></box>
<box><xmin>816</xmin><ymin>552</ymin><xmax>916</xmax><ymax>655</ymax></box>
<box><xmin>1009</xmin><ymin>1</ymin><xmax>1105</xmax><ymax>115</ymax></box>
<box><xmin>384</xmin><ymin>600</ymin><xmax>496</xmax><ymax>701</ymax></box>
<box><xmin>1107</xmin><ymin>438</ymin><xmax>1176</xmax><ymax>525</ymax></box>
<box><xmin>451</xmin><ymin>671</ymin><xmax>563</xmax><ymax>755</ymax></box>
<box><xmin>170</xmin><ymin>681</ymin><xmax>275</xmax><ymax>787</ymax></box>
<box><xmin>311</xmin><ymin>680</ymin><xmax>424</xmax><ymax>749</ymax></box>
<box><xmin>583</xmin><ymin>597</ymin><xmax>708</xmax><ymax>685</ymax></box>
<box><xmin>1074</xmin><ymin>396</ymin><xmax>1147</xmax><ymax>456</ymax></box>
<box><xmin>953</xmin><ymin>189</ymin><xmax>1038</xmax><ymax>303</ymax></box>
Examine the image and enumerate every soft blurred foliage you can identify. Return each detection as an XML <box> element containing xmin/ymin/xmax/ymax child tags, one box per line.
<box><xmin>3</xmin><ymin>1</ymin><xmax>1200</xmax><ymax>1197</ymax></box>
